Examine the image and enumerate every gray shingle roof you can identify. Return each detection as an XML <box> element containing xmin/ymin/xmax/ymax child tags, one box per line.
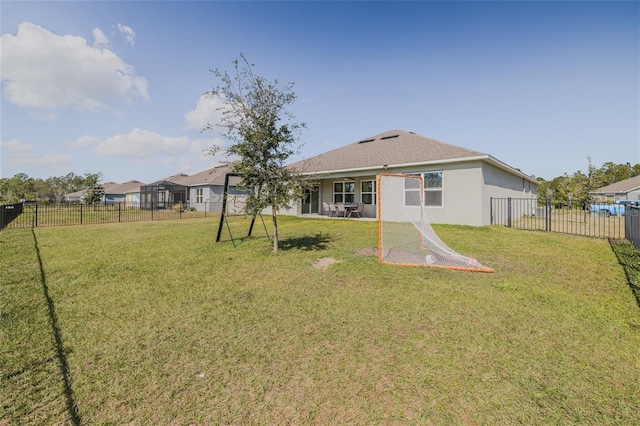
<box><xmin>592</xmin><ymin>175</ymin><xmax>640</xmax><ymax>194</ymax></box>
<box><xmin>289</xmin><ymin>129</ymin><xmax>487</xmax><ymax>173</ymax></box>
<box><xmin>178</xmin><ymin>163</ymin><xmax>237</xmax><ymax>186</ymax></box>
<box><xmin>108</xmin><ymin>180</ymin><xmax>145</xmax><ymax>194</ymax></box>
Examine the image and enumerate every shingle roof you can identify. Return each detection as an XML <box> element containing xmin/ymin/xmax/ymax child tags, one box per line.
<box><xmin>289</xmin><ymin>129</ymin><xmax>486</xmax><ymax>173</ymax></box>
<box><xmin>178</xmin><ymin>163</ymin><xmax>237</xmax><ymax>186</ymax></box>
<box><xmin>65</xmin><ymin>181</ymin><xmax>121</xmax><ymax>198</ymax></box>
<box><xmin>108</xmin><ymin>180</ymin><xmax>145</xmax><ymax>194</ymax></box>
<box><xmin>592</xmin><ymin>175</ymin><xmax>640</xmax><ymax>194</ymax></box>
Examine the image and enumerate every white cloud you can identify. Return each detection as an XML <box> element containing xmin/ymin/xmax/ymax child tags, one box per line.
<box><xmin>70</xmin><ymin>135</ymin><xmax>99</xmax><ymax>148</ymax></box>
<box><xmin>92</xmin><ymin>28</ymin><xmax>110</xmax><ymax>49</ymax></box>
<box><xmin>0</xmin><ymin>22</ymin><xmax>149</xmax><ymax>110</ymax></box>
<box><xmin>183</xmin><ymin>94</ymin><xmax>228</xmax><ymax>131</ymax></box>
<box><xmin>1</xmin><ymin>139</ymin><xmax>72</xmax><ymax>171</ymax></box>
<box><xmin>96</xmin><ymin>129</ymin><xmax>189</xmax><ymax>159</ymax></box>
<box><xmin>92</xmin><ymin>129</ymin><xmax>225</xmax><ymax>164</ymax></box>
<box><xmin>116</xmin><ymin>23</ymin><xmax>136</xmax><ymax>46</ymax></box>
<box><xmin>189</xmin><ymin>137</ymin><xmax>227</xmax><ymax>158</ymax></box>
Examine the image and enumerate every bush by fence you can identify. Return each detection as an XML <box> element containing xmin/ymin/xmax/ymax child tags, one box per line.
<box><xmin>0</xmin><ymin>202</ymin><xmax>221</xmax><ymax>229</ymax></box>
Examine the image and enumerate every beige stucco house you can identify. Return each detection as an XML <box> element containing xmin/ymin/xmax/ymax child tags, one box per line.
<box><xmin>285</xmin><ymin>129</ymin><xmax>537</xmax><ymax>226</ymax></box>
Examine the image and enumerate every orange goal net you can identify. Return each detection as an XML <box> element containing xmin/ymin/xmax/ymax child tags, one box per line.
<box><xmin>377</xmin><ymin>173</ymin><xmax>493</xmax><ymax>273</ymax></box>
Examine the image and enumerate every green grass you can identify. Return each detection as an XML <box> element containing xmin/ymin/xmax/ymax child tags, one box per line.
<box><xmin>2</xmin><ymin>217</ymin><xmax>639</xmax><ymax>424</ymax></box>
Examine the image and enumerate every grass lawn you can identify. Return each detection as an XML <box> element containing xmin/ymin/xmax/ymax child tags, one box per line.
<box><xmin>2</xmin><ymin>217</ymin><xmax>639</xmax><ymax>424</ymax></box>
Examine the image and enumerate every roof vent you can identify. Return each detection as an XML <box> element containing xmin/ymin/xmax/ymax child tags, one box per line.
<box><xmin>380</xmin><ymin>134</ymin><xmax>399</xmax><ymax>140</ymax></box>
<box><xmin>358</xmin><ymin>138</ymin><xmax>375</xmax><ymax>144</ymax></box>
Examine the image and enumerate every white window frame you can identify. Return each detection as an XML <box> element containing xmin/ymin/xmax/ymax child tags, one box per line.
<box><xmin>404</xmin><ymin>172</ymin><xmax>443</xmax><ymax>207</ymax></box>
<box><xmin>423</xmin><ymin>171</ymin><xmax>443</xmax><ymax>207</ymax></box>
<box><xmin>196</xmin><ymin>188</ymin><xmax>203</xmax><ymax>203</ymax></box>
<box><xmin>333</xmin><ymin>181</ymin><xmax>355</xmax><ymax>203</ymax></box>
<box><xmin>360</xmin><ymin>180</ymin><xmax>376</xmax><ymax>205</ymax></box>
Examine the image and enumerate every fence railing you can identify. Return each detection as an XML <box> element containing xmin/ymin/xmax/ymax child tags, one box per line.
<box><xmin>625</xmin><ymin>205</ymin><xmax>640</xmax><ymax>249</ymax></box>
<box><xmin>491</xmin><ymin>197</ymin><xmax>626</xmax><ymax>240</ymax></box>
<box><xmin>1</xmin><ymin>201</ymin><xmax>220</xmax><ymax>229</ymax></box>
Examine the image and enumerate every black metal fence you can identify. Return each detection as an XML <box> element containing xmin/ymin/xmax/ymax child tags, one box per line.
<box><xmin>491</xmin><ymin>197</ymin><xmax>626</xmax><ymax>240</ymax></box>
<box><xmin>625</xmin><ymin>205</ymin><xmax>640</xmax><ymax>249</ymax></box>
<box><xmin>0</xmin><ymin>201</ymin><xmax>220</xmax><ymax>229</ymax></box>
<box><xmin>0</xmin><ymin>202</ymin><xmax>24</xmax><ymax>230</ymax></box>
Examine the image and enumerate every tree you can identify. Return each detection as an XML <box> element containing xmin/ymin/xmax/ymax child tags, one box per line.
<box><xmin>204</xmin><ymin>54</ymin><xmax>308</xmax><ymax>252</ymax></box>
<box><xmin>83</xmin><ymin>172</ymin><xmax>104</xmax><ymax>204</ymax></box>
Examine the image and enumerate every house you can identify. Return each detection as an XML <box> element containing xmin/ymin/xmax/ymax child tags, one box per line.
<box><xmin>285</xmin><ymin>129</ymin><xmax>537</xmax><ymax>226</ymax></box>
<box><xmin>180</xmin><ymin>163</ymin><xmax>245</xmax><ymax>213</ymax></box>
<box><xmin>104</xmin><ymin>180</ymin><xmax>145</xmax><ymax>205</ymax></box>
<box><xmin>64</xmin><ymin>182</ymin><xmax>121</xmax><ymax>203</ymax></box>
<box><xmin>140</xmin><ymin>173</ymin><xmax>190</xmax><ymax>209</ymax></box>
<box><xmin>138</xmin><ymin>164</ymin><xmax>244</xmax><ymax>212</ymax></box>
<box><xmin>591</xmin><ymin>175</ymin><xmax>640</xmax><ymax>202</ymax></box>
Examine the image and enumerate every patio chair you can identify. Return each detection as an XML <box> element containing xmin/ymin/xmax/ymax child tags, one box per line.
<box><xmin>322</xmin><ymin>202</ymin><xmax>331</xmax><ymax>216</ymax></box>
<box><xmin>351</xmin><ymin>202</ymin><xmax>364</xmax><ymax>218</ymax></box>
<box><xmin>336</xmin><ymin>203</ymin><xmax>346</xmax><ymax>217</ymax></box>
<box><xmin>328</xmin><ymin>203</ymin><xmax>338</xmax><ymax>217</ymax></box>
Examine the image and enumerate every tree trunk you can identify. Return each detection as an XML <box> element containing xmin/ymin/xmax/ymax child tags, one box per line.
<box><xmin>271</xmin><ymin>207</ymin><xmax>279</xmax><ymax>253</ymax></box>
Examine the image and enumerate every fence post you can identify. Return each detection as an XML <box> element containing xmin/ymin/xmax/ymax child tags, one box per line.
<box><xmin>118</xmin><ymin>203</ymin><xmax>121</xmax><ymax>222</ymax></box>
<box><xmin>35</xmin><ymin>204</ymin><xmax>38</xmax><ymax>227</ymax></box>
<box><xmin>545</xmin><ymin>198</ymin><xmax>552</xmax><ymax>232</ymax></box>
<box><xmin>80</xmin><ymin>204</ymin><xmax>83</xmax><ymax>225</ymax></box>
<box><xmin>490</xmin><ymin>197</ymin><xmax>493</xmax><ymax>225</ymax></box>
<box><xmin>507</xmin><ymin>197</ymin><xmax>512</xmax><ymax>228</ymax></box>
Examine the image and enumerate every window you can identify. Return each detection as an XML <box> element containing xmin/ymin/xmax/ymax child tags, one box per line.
<box><xmin>404</xmin><ymin>172</ymin><xmax>443</xmax><ymax>207</ymax></box>
<box><xmin>404</xmin><ymin>176</ymin><xmax>422</xmax><ymax>206</ymax></box>
<box><xmin>196</xmin><ymin>188</ymin><xmax>203</xmax><ymax>203</ymax></box>
<box><xmin>333</xmin><ymin>181</ymin><xmax>355</xmax><ymax>203</ymax></box>
<box><xmin>424</xmin><ymin>172</ymin><xmax>443</xmax><ymax>207</ymax></box>
<box><xmin>361</xmin><ymin>180</ymin><xmax>376</xmax><ymax>204</ymax></box>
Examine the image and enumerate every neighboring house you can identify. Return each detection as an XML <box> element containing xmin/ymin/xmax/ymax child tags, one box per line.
<box><xmin>140</xmin><ymin>173</ymin><xmax>190</xmax><ymax>209</ymax></box>
<box><xmin>591</xmin><ymin>175</ymin><xmax>640</xmax><ymax>202</ymax></box>
<box><xmin>64</xmin><ymin>182</ymin><xmax>120</xmax><ymax>203</ymax></box>
<box><xmin>286</xmin><ymin>129</ymin><xmax>537</xmax><ymax>226</ymax></box>
<box><xmin>105</xmin><ymin>180</ymin><xmax>145</xmax><ymax>205</ymax></box>
<box><xmin>180</xmin><ymin>163</ymin><xmax>245</xmax><ymax>213</ymax></box>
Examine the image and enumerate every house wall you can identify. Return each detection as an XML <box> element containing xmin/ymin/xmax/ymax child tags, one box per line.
<box><xmin>280</xmin><ymin>160</ymin><xmax>537</xmax><ymax>227</ymax></box>
<box><xmin>125</xmin><ymin>193</ymin><xmax>141</xmax><ymax>205</ymax></box>
<box><xmin>480</xmin><ymin>162</ymin><xmax>537</xmax><ymax>226</ymax></box>
<box><xmin>188</xmin><ymin>185</ymin><xmax>247</xmax><ymax>214</ymax></box>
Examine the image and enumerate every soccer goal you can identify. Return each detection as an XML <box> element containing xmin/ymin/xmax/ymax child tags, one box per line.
<box><xmin>377</xmin><ymin>173</ymin><xmax>493</xmax><ymax>273</ymax></box>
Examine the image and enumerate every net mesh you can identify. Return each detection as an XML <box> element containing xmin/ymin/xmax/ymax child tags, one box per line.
<box><xmin>377</xmin><ymin>173</ymin><xmax>493</xmax><ymax>273</ymax></box>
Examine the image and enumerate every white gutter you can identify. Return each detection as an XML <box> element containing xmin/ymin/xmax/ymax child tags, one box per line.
<box><xmin>301</xmin><ymin>154</ymin><xmax>538</xmax><ymax>185</ymax></box>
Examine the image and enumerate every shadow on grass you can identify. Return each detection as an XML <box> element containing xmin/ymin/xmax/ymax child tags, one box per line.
<box><xmin>279</xmin><ymin>233</ymin><xmax>332</xmax><ymax>251</ymax></box>
<box><xmin>609</xmin><ymin>238</ymin><xmax>640</xmax><ymax>312</ymax></box>
<box><xmin>31</xmin><ymin>229</ymin><xmax>82</xmax><ymax>425</ymax></box>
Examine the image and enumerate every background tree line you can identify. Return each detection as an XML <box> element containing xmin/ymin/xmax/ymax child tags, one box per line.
<box><xmin>1</xmin><ymin>160</ymin><xmax>638</xmax><ymax>207</ymax></box>
<box><xmin>536</xmin><ymin>160</ymin><xmax>640</xmax><ymax>207</ymax></box>
<box><xmin>0</xmin><ymin>172</ymin><xmax>103</xmax><ymax>204</ymax></box>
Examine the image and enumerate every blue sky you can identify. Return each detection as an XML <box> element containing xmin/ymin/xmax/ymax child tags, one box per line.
<box><xmin>1</xmin><ymin>1</ymin><xmax>638</xmax><ymax>184</ymax></box>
